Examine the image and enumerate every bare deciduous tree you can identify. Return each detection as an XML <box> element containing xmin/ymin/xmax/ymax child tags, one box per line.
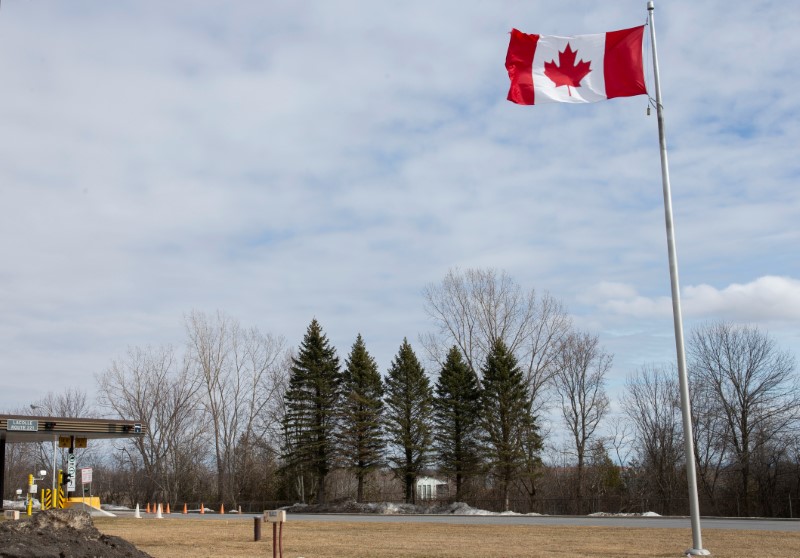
<box><xmin>35</xmin><ymin>388</ymin><xmax>93</xmax><ymax>418</ymax></box>
<box><xmin>689</xmin><ymin>373</ymin><xmax>728</xmax><ymax>512</ymax></box>
<box><xmin>186</xmin><ymin>310</ymin><xmax>286</xmax><ymax>506</ymax></box>
<box><xmin>422</xmin><ymin>267</ymin><xmax>571</xmax><ymax>414</ymax></box>
<box><xmin>622</xmin><ymin>365</ymin><xmax>684</xmax><ymax>513</ymax></box>
<box><xmin>553</xmin><ymin>331</ymin><xmax>611</xmax><ymax>514</ymax></box>
<box><xmin>688</xmin><ymin>322</ymin><xmax>799</xmax><ymax>515</ymax></box>
<box><xmin>97</xmin><ymin>345</ymin><xmax>203</xmax><ymax>504</ymax></box>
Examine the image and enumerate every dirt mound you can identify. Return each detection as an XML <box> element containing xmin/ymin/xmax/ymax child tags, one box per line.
<box><xmin>0</xmin><ymin>509</ymin><xmax>153</xmax><ymax>558</ymax></box>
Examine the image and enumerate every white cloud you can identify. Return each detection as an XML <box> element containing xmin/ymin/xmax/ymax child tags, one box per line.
<box><xmin>587</xmin><ymin>276</ymin><xmax>800</xmax><ymax>324</ymax></box>
<box><xmin>585</xmin><ymin>283</ymin><xmax>673</xmax><ymax>319</ymax></box>
<box><xmin>684</xmin><ymin>276</ymin><xmax>800</xmax><ymax>322</ymax></box>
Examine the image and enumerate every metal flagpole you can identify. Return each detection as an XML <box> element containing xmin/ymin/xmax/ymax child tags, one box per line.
<box><xmin>646</xmin><ymin>2</ymin><xmax>709</xmax><ymax>555</ymax></box>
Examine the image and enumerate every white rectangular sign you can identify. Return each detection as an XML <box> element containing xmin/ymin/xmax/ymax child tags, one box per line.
<box><xmin>6</xmin><ymin>419</ymin><xmax>38</xmax><ymax>432</ymax></box>
<box><xmin>264</xmin><ymin>510</ymin><xmax>286</xmax><ymax>523</ymax></box>
<box><xmin>81</xmin><ymin>467</ymin><xmax>92</xmax><ymax>485</ymax></box>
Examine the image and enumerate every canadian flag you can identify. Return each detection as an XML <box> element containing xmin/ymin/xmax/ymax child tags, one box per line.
<box><xmin>506</xmin><ymin>26</ymin><xmax>647</xmax><ymax>105</ymax></box>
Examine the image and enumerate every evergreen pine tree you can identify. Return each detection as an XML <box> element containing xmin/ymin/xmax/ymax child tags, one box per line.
<box><xmin>384</xmin><ymin>338</ymin><xmax>433</xmax><ymax>504</ymax></box>
<box><xmin>433</xmin><ymin>346</ymin><xmax>483</xmax><ymax>500</ymax></box>
<box><xmin>480</xmin><ymin>338</ymin><xmax>540</xmax><ymax>512</ymax></box>
<box><xmin>338</xmin><ymin>334</ymin><xmax>385</xmax><ymax>502</ymax></box>
<box><xmin>282</xmin><ymin>319</ymin><xmax>341</xmax><ymax>504</ymax></box>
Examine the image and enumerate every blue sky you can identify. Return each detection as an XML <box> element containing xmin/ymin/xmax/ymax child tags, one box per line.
<box><xmin>1</xmin><ymin>1</ymin><xmax>798</xmax><ymax>421</ymax></box>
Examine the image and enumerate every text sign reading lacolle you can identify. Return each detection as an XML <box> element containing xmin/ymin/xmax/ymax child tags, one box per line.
<box><xmin>264</xmin><ymin>510</ymin><xmax>286</xmax><ymax>523</ymax></box>
<box><xmin>7</xmin><ymin>419</ymin><xmax>38</xmax><ymax>432</ymax></box>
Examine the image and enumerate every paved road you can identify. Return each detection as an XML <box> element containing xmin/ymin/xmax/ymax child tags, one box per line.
<box><xmin>111</xmin><ymin>511</ymin><xmax>800</xmax><ymax>532</ymax></box>
<box><xmin>289</xmin><ymin>513</ymin><xmax>800</xmax><ymax>531</ymax></box>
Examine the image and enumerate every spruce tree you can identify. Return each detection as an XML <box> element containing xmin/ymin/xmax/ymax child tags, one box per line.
<box><xmin>338</xmin><ymin>334</ymin><xmax>385</xmax><ymax>502</ymax></box>
<box><xmin>282</xmin><ymin>319</ymin><xmax>341</xmax><ymax>504</ymax></box>
<box><xmin>384</xmin><ymin>338</ymin><xmax>433</xmax><ymax>504</ymax></box>
<box><xmin>433</xmin><ymin>346</ymin><xmax>483</xmax><ymax>500</ymax></box>
<box><xmin>480</xmin><ymin>338</ymin><xmax>539</xmax><ymax>512</ymax></box>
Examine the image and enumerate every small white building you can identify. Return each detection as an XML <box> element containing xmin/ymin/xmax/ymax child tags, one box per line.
<box><xmin>416</xmin><ymin>476</ymin><xmax>448</xmax><ymax>501</ymax></box>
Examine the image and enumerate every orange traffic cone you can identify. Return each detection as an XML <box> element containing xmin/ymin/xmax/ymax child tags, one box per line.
<box><xmin>166</xmin><ymin>503</ymin><xmax>171</xmax><ymax>514</ymax></box>
<box><xmin>146</xmin><ymin>502</ymin><xmax>151</xmax><ymax>514</ymax></box>
<box><xmin>183</xmin><ymin>503</ymin><xmax>188</xmax><ymax>514</ymax></box>
<box><xmin>219</xmin><ymin>503</ymin><xmax>224</xmax><ymax>514</ymax></box>
<box><xmin>200</xmin><ymin>502</ymin><xmax>205</xmax><ymax>514</ymax></box>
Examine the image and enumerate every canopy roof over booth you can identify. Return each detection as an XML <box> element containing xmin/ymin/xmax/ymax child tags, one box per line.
<box><xmin>0</xmin><ymin>414</ymin><xmax>145</xmax><ymax>443</ymax></box>
<box><xmin>1</xmin><ymin>414</ymin><xmax>146</xmax><ymax>501</ymax></box>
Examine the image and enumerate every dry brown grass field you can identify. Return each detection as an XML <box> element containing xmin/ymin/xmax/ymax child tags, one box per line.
<box><xmin>95</xmin><ymin>517</ymin><xmax>800</xmax><ymax>558</ymax></box>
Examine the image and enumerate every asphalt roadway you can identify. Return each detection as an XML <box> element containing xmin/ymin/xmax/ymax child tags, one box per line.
<box><xmin>110</xmin><ymin>510</ymin><xmax>800</xmax><ymax>532</ymax></box>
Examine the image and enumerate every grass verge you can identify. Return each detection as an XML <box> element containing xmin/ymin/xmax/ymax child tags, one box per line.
<box><xmin>95</xmin><ymin>517</ymin><xmax>800</xmax><ymax>558</ymax></box>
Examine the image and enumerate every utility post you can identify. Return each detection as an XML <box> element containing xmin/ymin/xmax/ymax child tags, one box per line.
<box><xmin>26</xmin><ymin>474</ymin><xmax>34</xmax><ymax>516</ymax></box>
<box><xmin>26</xmin><ymin>470</ymin><xmax>47</xmax><ymax>516</ymax></box>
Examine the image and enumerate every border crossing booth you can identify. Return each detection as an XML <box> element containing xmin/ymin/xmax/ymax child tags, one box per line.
<box><xmin>1</xmin><ymin>414</ymin><xmax>145</xmax><ymax>510</ymax></box>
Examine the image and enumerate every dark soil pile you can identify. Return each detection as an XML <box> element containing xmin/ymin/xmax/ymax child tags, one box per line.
<box><xmin>0</xmin><ymin>509</ymin><xmax>153</xmax><ymax>558</ymax></box>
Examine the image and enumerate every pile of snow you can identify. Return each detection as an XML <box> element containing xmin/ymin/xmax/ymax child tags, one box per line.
<box><xmin>68</xmin><ymin>502</ymin><xmax>117</xmax><ymax>517</ymax></box>
<box><xmin>444</xmin><ymin>502</ymin><xmax>542</xmax><ymax>516</ymax></box>
<box><xmin>282</xmin><ymin>500</ymin><xmax>543</xmax><ymax>516</ymax></box>
<box><xmin>589</xmin><ymin>511</ymin><xmax>662</xmax><ymax>517</ymax></box>
<box><xmin>284</xmin><ymin>500</ymin><xmax>661</xmax><ymax>518</ymax></box>
<box><xmin>101</xmin><ymin>504</ymin><xmax>132</xmax><ymax>511</ymax></box>
<box><xmin>2</xmin><ymin>499</ymin><xmax>39</xmax><ymax>511</ymax></box>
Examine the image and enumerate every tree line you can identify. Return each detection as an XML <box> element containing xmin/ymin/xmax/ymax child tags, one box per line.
<box><xmin>4</xmin><ymin>268</ymin><xmax>799</xmax><ymax>517</ymax></box>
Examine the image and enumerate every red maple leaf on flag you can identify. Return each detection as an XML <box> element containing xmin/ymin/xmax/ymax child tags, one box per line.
<box><xmin>544</xmin><ymin>43</ymin><xmax>592</xmax><ymax>96</ymax></box>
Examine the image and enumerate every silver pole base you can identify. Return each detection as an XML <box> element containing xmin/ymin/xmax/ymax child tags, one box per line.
<box><xmin>686</xmin><ymin>549</ymin><xmax>711</xmax><ymax>556</ymax></box>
